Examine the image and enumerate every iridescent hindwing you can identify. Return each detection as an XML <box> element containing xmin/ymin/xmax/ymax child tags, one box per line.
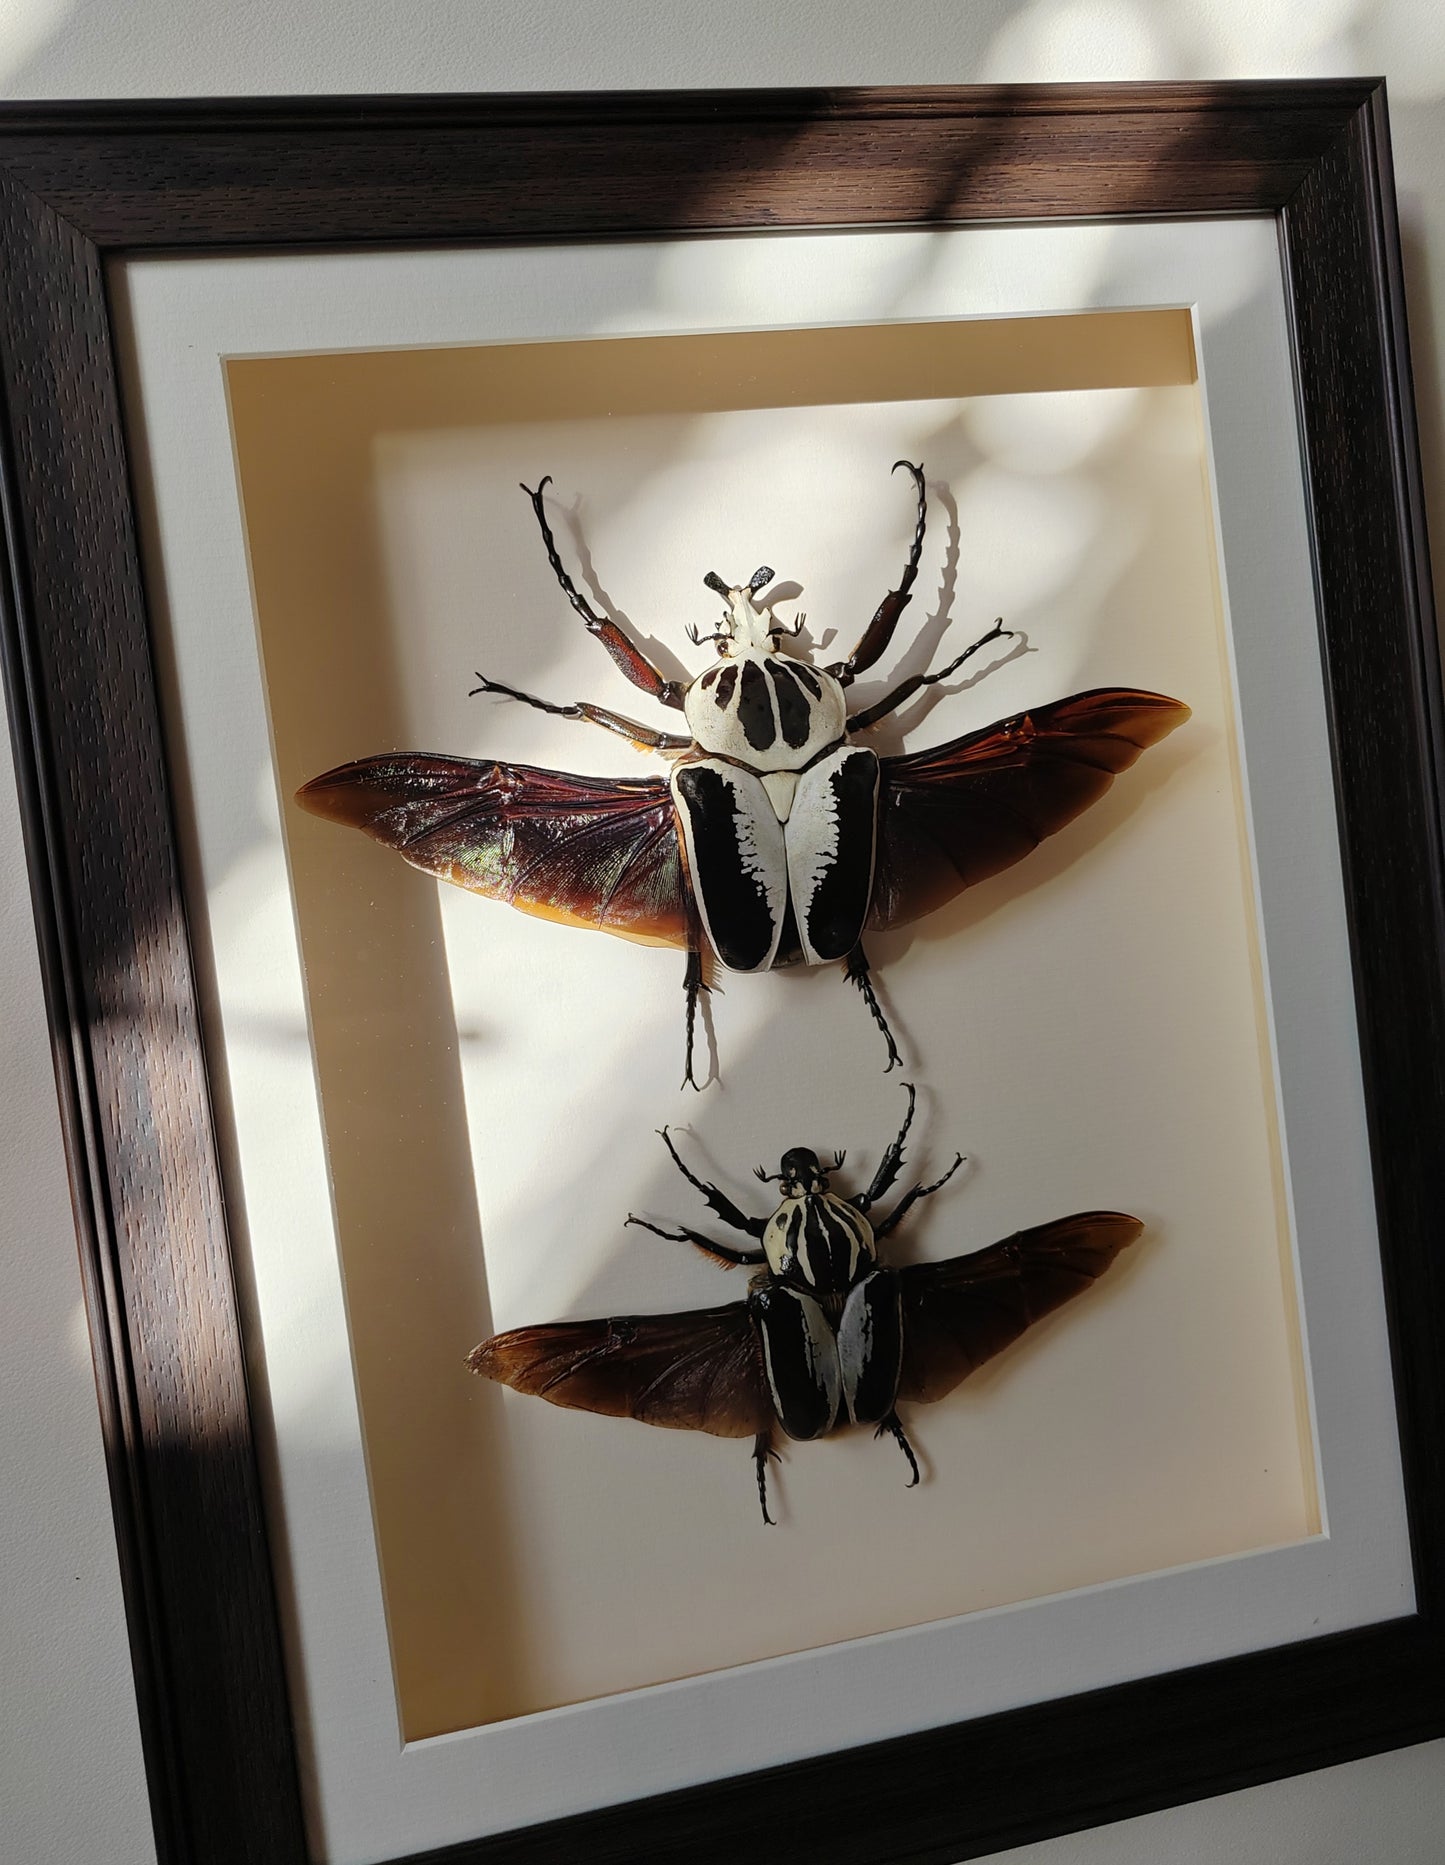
<box><xmin>469</xmin><ymin>1302</ymin><xmax>772</xmax><ymax>1439</ymax></box>
<box><xmin>895</xmin><ymin>1210</ymin><xmax>1143</xmax><ymax>1406</ymax></box>
<box><xmin>297</xmin><ymin>753</ymin><xmax>689</xmax><ymax>949</ymax></box>
<box><xmin>868</xmin><ymin>688</ymin><xmax>1190</xmax><ymax>931</ymax></box>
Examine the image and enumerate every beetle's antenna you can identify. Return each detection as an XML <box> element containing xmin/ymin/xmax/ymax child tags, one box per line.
<box><xmin>748</xmin><ymin>566</ymin><xmax>774</xmax><ymax>594</ymax></box>
<box><xmin>686</xmin><ymin>621</ymin><xmax>730</xmax><ymax>647</ymax></box>
<box><xmin>830</xmin><ymin>1150</ymin><xmax>847</xmax><ymax>1172</ymax></box>
<box><xmin>753</xmin><ymin>1165</ymin><xmax>780</xmax><ymax>1183</ymax></box>
<box><xmin>769</xmin><ymin>612</ymin><xmax>806</xmax><ymax>639</ymax></box>
<box><xmin>703</xmin><ymin>570</ymin><xmax>730</xmax><ymax>597</ymax></box>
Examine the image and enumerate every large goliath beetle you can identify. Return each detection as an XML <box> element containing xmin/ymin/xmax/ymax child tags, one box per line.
<box><xmin>300</xmin><ymin>464</ymin><xmax>1188</xmax><ymax>1082</ymax></box>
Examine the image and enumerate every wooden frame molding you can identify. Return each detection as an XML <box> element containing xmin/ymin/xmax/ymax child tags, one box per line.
<box><xmin>0</xmin><ymin>80</ymin><xmax>1442</xmax><ymax>1865</ymax></box>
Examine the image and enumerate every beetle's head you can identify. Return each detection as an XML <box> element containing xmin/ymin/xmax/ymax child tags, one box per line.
<box><xmin>778</xmin><ymin>1148</ymin><xmax>827</xmax><ymax>1197</ymax></box>
<box><xmin>691</xmin><ymin>566</ymin><xmax>801</xmax><ymax>657</ymax></box>
<box><xmin>756</xmin><ymin>1146</ymin><xmax>848</xmax><ymax>1196</ymax></box>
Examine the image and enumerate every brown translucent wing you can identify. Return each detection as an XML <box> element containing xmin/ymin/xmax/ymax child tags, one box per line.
<box><xmin>868</xmin><ymin>689</ymin><xmax>1189</xmax><ymax>930</ymax></box>
<box><xmin>297</xmin><ymin>754</ymin><xmax>688</xmax><ymax>949</ymax></box>
<box><xmin>469</xmin><ymin>1303</ymin><xmax>771</xmax><ymax>1439</ymax></box>
<box><xmin>896</xmin><ymin>1210</ymin><xmax>1143</xmax><ymax>1407</ymax></box>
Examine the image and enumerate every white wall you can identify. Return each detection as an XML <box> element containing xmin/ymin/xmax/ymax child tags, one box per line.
<box><xmin>2</xmin><ymin>5</ymin><xmax>1443</xmax><ymax>1862</ymax></box>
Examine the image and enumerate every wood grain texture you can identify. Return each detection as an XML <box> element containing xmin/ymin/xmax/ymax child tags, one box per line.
<box><xmin>0</xmin><ymin>173</ymin><xmax>305</xmax><ymax>1864</ymax></box>
<box><xmin>0</xmin><ymin>79</ymin><xmax>1440</xmax><ymax>1865</ymax></box>
<box><xmin>0</xmin><ymin>81</ymin><xmax>1374</xmax><ymax>245</ymax></box>
<box><xmin>1279</xmin><ymin>91</ymin><xmax>1445</xmax><ymax>1621</ymax></box>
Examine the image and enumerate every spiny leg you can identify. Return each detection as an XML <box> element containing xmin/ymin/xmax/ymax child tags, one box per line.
<box><xmin>875</xmin><ymin>1411</ymin><xmax>920</xmax><ymax>1488</ymax></box>
<box><xmin>682</xmin><ymin>942</ymin><xmax>707</xmax><ymax>1092</ymax></box>
<box><xmin>844</xmin><ymin>941</ymin><xmax>902</xmax><ymax>1072</ymax></box>
<box><xmin>847</xmin><ymin>618</ymin><xmax>1015</xmax><ymax>735</ymax></box>
<box><xmin>623</xmin><ymin>1214</ymin><xmax>765</xmax><ymax>1270</ymax></box>
<box><xmin>521</xmin><ymin>477</ymin><xmax>686</xmax><ymax>708</ymax></box>
<box><xmin>753</xmin><ymin>1430</ymin><xmax>779</xmax><ymax>1526</ymax></box>
<box><xmin>655</xmin><ymin>1127</ymin><xmax>767</xmax><ymax>1237</ymax></box>
<box><xmin>471</xmin><ymin>675</ymin><xmax>689</xmax><ymax>752</ymax></box>
<box><xmin>853</xmin><ymin>1082</ymin><xmax>917</xmax><ymax>1214</ymax></box>
<box><xmin>828</xmin><ymin>460</ymin><xmax>928</xmax><ymax>684</ymax></box>
<box><xmin>874</xmin><ymin>1151</ymin><xmax>967</xmax><ymax>1241</ymax></box>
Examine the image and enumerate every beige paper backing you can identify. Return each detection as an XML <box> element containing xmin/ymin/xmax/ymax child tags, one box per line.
<box><xmin>228</xmin><ymin>308</ymin><xmax>1317</xmax><ymax>1740</ymax></box>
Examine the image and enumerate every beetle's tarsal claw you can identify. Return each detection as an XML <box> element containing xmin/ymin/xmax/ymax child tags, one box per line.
<box><xmin>753</xmin><ymin>1433</ymin><xmax>778</xmax><ymax>1525</ymax></box>
<box><xmin>683</xmin><ymin>949</ymin><xmax>701</xmax><ymax>1090</ymax></box>
<box><xmin>845</xmin><ymin>946</ymin><xmax>903</xmax><ymax>1071</ymax></box>
<box><xmin>876</xmin><ymin>1412</ymin><xmax>921</xmax><ymax>1488</ymax></box>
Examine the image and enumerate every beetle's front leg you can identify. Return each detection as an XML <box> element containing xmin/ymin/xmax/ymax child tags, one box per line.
<box><xmin>846</xmin><ymin>618</ymin><xmax>1014</xmax><ymax>734</ymax></box>
<box><xmin>624</xmin><ymin>1213</ymin><xmax>766</xmax><ymax>1269</ymax></box>
<box><xmin>844</xmin><ymin>941</ymin><xmax>902</xmax><ymax>1072</ymax></box>
<box><xmin>655</xmin><ymin>1126</ymin><xmax>766</xmax><ymax>1237</ymax></box>
<box><xmin>471</xmin><ymin>675</ymin><xmax>690</xmax><ymax>753</ymax></box>
<box><xmin>852</xmin><ymin>1083</ymin><xmax>918</xmax><ymax>1214</ymax></box>
<box><xmin>681</xmin><ymin>938</ymin><xmax>712</xmax><ymax>1092</ymax></box>
<box><xmin>827</xmin><ymin>460</ymin><xmax>927</xmax><ymax>686</ymax></box>
<box><xmin>873</xmin><ymin>1151</ymin><xmax>967</xmax><ymax>1241</ymax></box>
<box><xmin>522</xmin><ymin>478</ymin><xmax>687</xmax><ymax>709</ymax></box>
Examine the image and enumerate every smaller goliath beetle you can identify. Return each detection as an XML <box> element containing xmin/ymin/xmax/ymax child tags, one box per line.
<box><xmin>299</xmin><ymin>465</ymin><xmax>1189</xmax><ymax>1085</ymax></box>
<box><xmin>469</xmin><ymin>1088</ymin><xmax>1141</xmax><ymax>1523</ymax></box>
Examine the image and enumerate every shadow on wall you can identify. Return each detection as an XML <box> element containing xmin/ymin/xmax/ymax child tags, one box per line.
<box><xmin>5</xmin><ymin>0</ymin><xmax>1445</xmax><ymax>100</ymax></box>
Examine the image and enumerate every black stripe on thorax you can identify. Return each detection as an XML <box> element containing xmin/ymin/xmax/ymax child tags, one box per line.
<box><xmin>737</xmin><ymin>660</ymin><xmax>776</xmax><ymax>749</ymax></box>
<box><xmin>795</xmin><ymin>1198</ymin><xmax>864</xmax><ymax>1293</ymax></box>
<box><xmin>770</xmin><ymin>660</ymin><xmax>814</xmax><ymax>748</ymax></box>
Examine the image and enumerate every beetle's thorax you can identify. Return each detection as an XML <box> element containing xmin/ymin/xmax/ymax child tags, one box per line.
<box><xmin>762</xmin><ymin>1190</ymin><xmax>876</xmax><ymax>1292</ymax></box>
<box><xmin>683</xmin><ymin>585</ymin><xmax>847</xmax><ymax>774</ymax></box>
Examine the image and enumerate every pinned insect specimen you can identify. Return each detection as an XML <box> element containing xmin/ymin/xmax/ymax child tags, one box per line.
<box><xmin>469</xmin><ymin>1088</ymin><xmax>1141</xmax><ymax>1523</ymax></box>
<box><xmin>299</xmin><ymin>464</ymin><xmax>1189</xmax><ymax>1084</ymax></box>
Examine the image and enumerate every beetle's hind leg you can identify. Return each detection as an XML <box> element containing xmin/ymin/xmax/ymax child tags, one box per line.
<box><xmin>844</xmin><ymin>941</ymin><xmax>902</xmax><ymax>1072</ymax></box>
<box><xmin>681</xmin><ymin>915</ymin><xmax>723</xmax><ymax>1092</ymax></box>
<box><xmin>753</xmin><ymin>1430</ymin><xmax>780</xmax><ymax>1526</ymax></box>
<box><xmin>683</xmin><ymin>943</ymin><xmax>707</xmax><ymax>1091</ymax></box>
<box><xmin>875</xmin><ymin>1411</ymin><xmax>920</xmax><ymax>1488</ymax></box>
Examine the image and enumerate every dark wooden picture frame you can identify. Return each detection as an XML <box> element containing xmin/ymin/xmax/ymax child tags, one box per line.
<box><xmin>1</xmin><ymin>79</ymin><xmax>1442</xmax><ymax>1865</ymax></box>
